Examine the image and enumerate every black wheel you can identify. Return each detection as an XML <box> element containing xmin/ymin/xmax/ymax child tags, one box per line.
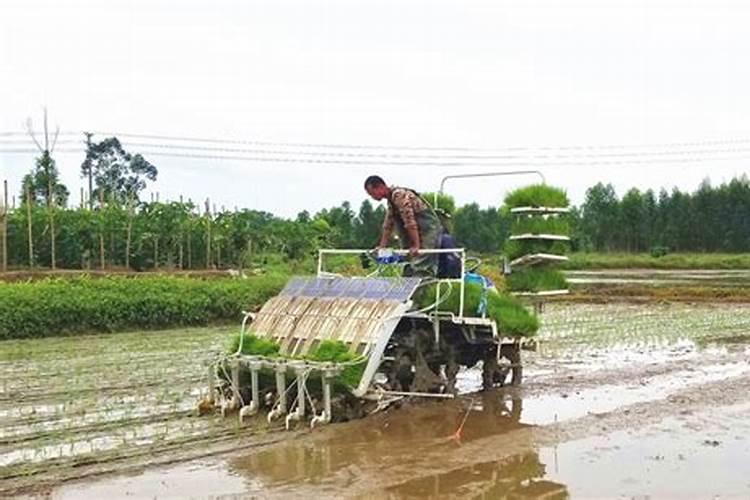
<box><xmin>481</xmin><ymin>346</ymin><xmax>507</xmax><ymax>390</ymax></box>
<box><xmin>392</xmin><ymin>351</ymin><xmax>415</xmax><ymax>391</ymax></box>
<box><xmin>500</xmin><ymin>343</ymin><xmax>523</xmax><ymax>386</ymax></box>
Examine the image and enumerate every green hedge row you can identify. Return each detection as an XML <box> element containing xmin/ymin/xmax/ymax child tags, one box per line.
<box><xmin>0</xmin><ymin>274</ymin><xmax>287</xmax><ymax>339</ymax></box>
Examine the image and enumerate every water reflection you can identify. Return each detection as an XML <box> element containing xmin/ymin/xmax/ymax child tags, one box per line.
<box><xmin>386</xmin><ymin>454</ymin><xmax>568</xmax><ymax>500</ymax></box>
<box><xmin>228</xmin><ymin>393</ymin><xmax>569</xmax><ymax>498</ymax></box>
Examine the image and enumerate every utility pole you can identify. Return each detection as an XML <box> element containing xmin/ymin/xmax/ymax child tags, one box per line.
<box><xmin>84</xmin><ymin>132</ymin><xmax>94</xmax><ymax>210</ymax></box>
<box><xmin>26</xmin><ymin>108</ymin><xmax>61</xmax><ymax>270</ymax></box>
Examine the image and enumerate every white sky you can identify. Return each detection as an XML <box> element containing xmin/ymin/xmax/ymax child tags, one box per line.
<box><xmin>1</xmin><ymin>0</ymin><xmax>749</xmax><ymax>216</ymax></box>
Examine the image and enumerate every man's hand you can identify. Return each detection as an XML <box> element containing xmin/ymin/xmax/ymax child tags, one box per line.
<box><xmin>408</xmin><ymin>245</ymin><xmax>420</xmax><ymax>258</ymax></box>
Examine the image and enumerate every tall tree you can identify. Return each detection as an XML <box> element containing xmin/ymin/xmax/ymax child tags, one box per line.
<box><xmin>581</xmin><ymin>183</ymin><xmax>619</xmax><ymax>251</ymax></box>
<box><xmin>24</xmin><ymin>109</ymin><xmax>68</xmax><ymax>269</ymax></box>
<box><xmin>80</xmin><ymin>135</ymin><xmax>158</xmax><ymax>206</ymax></box>
<box><xmin>20</xmin><ymin>151</ymin><xmax>69</xmax><ymax>207</ymax></box>
<box><xmin>619</xmin><ymin>188</ymin><xmax>644</xmax><ymax>252</ymax></box>
<box><xmin>353</xmin><ymin>200</ymin><xmax>384</xmax><ymax>248</ymax></box>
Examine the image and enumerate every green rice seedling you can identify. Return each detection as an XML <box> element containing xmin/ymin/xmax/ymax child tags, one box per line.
<box><xmin>415</xmin><ymin>282</ymin><xmax>539</xmax><ymax>337</ymax></box>
<box><xmin>506</xmin><ymin>268</ymin><xmax>568</xmax><ymax>292</ymax></box>
<box><xmin>421</xmin><ymin>192</ymin><xmax>457</xmax><ymax>215</ymax></box>
<box><xmin>222</xmin><ymin>334</ymin><xmax>364</xmax><ymax>396</ymax></box>
<box><xmin>306</xmin><ymin>340</ymin><xmax>366</xmax><ymax>388</ymax></box>
<box><xmin>511</xmin><ymin>216</ymin><xmax>570</xmax><ymax>236</ymax></box>
<box><xmin>502</xmin><ymin>184</ymin><xmax>569</xmax><ymax>209</ymax></box>
<box><xmin>503</xmin><ymin>240</ymin><xmax>571</xmax><ymax>261</ymax></box>
<box><xmin>226</xmin><ymin>332</ymin><xmax>281</xmax><ymax>356</ymax></box>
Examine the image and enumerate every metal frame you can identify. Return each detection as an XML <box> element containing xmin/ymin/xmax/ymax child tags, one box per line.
<box><xmin>317</xmin><ymin>247</ymin><xmax>468</xmax><ymax>322</ymax></box>
<box><xmin>435</xmin><ymin>170</ymin><xmax>546</xmax><ymax>210</ymax></box>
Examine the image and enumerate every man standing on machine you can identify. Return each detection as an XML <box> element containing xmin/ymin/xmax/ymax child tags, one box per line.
<box><xmin>364</xmin><ymin>175</ymin><xmax>444</xmax><ymax>277</ymax></box>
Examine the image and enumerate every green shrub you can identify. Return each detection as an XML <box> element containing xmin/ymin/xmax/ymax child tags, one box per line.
<box><xmin>503</xmin><ymin>184</ymin><xmax>569</xmax><ymax>209</ymax></box>
<box><xmin>506</xmin><ymin>268</ymin><xmax>568</xmax><ymax>292</ymax></box>
<box><xmin>415</xmin><ymin>282</ymin><xmax>539</xmax><ymax>337</ymax></box>
<box><xmin>650</xmin><ymin>246</ymin><xmax>669</xmax><ymax>258</ymax></box>
<box><xmin>0</xmin><ymin>274</ymin><xmax>287</xmax><ymax>339</ymax></box>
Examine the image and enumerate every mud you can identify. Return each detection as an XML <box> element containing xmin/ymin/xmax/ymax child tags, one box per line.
<box><xmin>3</xmin><ymin>300</ymin><xmax>750</xmax><ymax>498</ymax></box>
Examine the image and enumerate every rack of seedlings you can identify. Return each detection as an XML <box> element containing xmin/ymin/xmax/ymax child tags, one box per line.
<box><xmin>502</xmin><ymin>184</ymin><xmax>571</xmax><ymax>311</ymax></box>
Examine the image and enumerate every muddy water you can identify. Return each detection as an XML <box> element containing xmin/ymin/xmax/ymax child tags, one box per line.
<box><xmin>537</xmin><ymin>403</ymin><xmax>750</xmax><ymax>498</ymax></box>
<box><xmin>10</xmin><ymin>302</ymin><xmax>750</xmax><ymax>498</ymax></box>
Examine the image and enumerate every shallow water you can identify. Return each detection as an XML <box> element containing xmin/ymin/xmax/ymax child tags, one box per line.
<box><xmin>6</xmin><ymin>301</ymin><xmax>750</xmax><ymax>498</ymax></box>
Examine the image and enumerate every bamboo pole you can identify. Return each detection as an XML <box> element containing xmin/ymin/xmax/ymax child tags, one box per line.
<box><xmin>99</xmin><ymin>190</ymin><xmax>105</xmax><ymax>270</ymax></box>
<box><xmin>187</xmin><ymin>221</ymin><xmax>192</xmax><ymax>270</ymax></box>
<box><xmin>178</xmin><ymin>194</ymin><xmax>184</xmax><ymax>270</ymax></box>
<box><xmin>125</xmin><ymin>195</ymin><xmax>134</xmax><ymax>270</ymax></box>
<box><xmin>1</xmin><ymin>180</ymin><xmax>7</xmax><ymax>272</ymax></box>
<box><xmin>48</xmin><ymin>174</ymin><xmax>56</xmax><ymax>271</ymax></box>
<box><xmin>205</xmin><ymin>198</ymin><xmax>211</xmax><ymax>269</ymax></box>
<box><xmin>26</xmin><ymin>184</ymin><xmax>34</xmax><ymax>268</ymax></box>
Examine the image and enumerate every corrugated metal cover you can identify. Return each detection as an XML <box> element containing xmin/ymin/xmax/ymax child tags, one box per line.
<box><xmin>281</xmin><ymin>276</ymin><xmax>421</xmax><ymax>301</ymax></box>
<box><xmin>252</xmin><ymin>276</ymin><xmax>422</xmax><ymax>357</ymax></box>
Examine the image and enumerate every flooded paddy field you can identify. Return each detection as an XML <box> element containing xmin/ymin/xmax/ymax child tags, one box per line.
<box><xmin>2</xmin><ymin>298</ymin><xmax>750</xmax><ymax>498</ymax></box>
<box><xmin>566</xmin><ymin>269</ymin><xmax>750</xmax><ymax>288</ymax></box>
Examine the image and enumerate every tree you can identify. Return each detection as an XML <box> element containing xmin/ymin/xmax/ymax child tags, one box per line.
<box><xmin>20</xmin><ymin>151</ymin><xmax>69</xmax><ymax>207</ymax></box>
<box><xmin>453</xmin><ymin>203</ymin><xmax>507</xmax><ymax>253</ymax></box>
<box><xmin>353</xmin><ymin>200</ymin><xmax>384</xmax><ymax>248</ymax></box>
<box><xmin>619</xmin><ymin>188</ymin><xmax>644</xmax><ymax>252</ymax></box>
<box><xmin>24</xmin><ymin>110</ymin><xmax>68</xmax><ymax>269</ymax></box>
<box><xmin>80</xmin><ymin>135</ymin><xmax>158</xmax><ymax>206</ymax></box>
<box><xmin>316</xmin><ymin>202</ymin><xmax>357</xmax><ymax>248</ymax></box>
<box><xmin>641</xmin><ymin>189</ymin><xmax>658</xmax><ymax>250</ymax></box>
<box><xmin>421</xmin><ymin>192</ymin><xmax>456</xmax><ymax>215</ymax></box>
<box><xmin>581</xmin><ymin>183</ymin><xmax>619</xmax><ymax>251</ymax></box>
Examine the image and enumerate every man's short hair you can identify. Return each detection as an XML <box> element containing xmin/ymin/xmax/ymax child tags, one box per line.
<box><xmin>364</xmin><ymin>175</ymin><xmax>386</xmax><ymax>190</ymax></box>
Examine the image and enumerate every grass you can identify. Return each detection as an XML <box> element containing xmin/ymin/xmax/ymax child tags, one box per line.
<box><xmin>503</xmin><ymin>184</ymin><xmax>569</xmax><ymax>209</ymax></box>
<box><xmin>506</xmin><ymin>268</ymin><xmax>568</xmax><ymax>292</ymax></box>
<box><xmin>563</xmin><ymin>252</ymin><xmax>750</xmax><ymax>270</ymax></box>
<box><xmin>415</xmin><ymin>281</ymin><xmax>539</xmax><ymax>337</ymax></box>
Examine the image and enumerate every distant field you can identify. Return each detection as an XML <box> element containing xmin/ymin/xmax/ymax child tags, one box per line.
<box><xmin>562</xmin><ymin>252</ymin><xmax>750</xmax><ymax>270</ymax></box>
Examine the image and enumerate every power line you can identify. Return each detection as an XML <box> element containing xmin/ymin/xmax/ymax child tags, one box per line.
<box><xmin>0</xmin><ymin>138</ymin><xmax>82</xmax><ymax>146</ymax></box>
<box><xmin>77</xmin><ymin>130</ymin><xmax>750</xmax><ymax>154</ymax></box>
<box><xmin>114</xmin><ymin>141</ymin><xmax>750</xmax><ymax>161</ymax></box>
<box><xmin>5</xmin><ymin>138</ymin><xmax>750</xmax><ymax>163</ymax></box>
<box><xmin>5</xmin><ymin>128</ymin><xmax>750</xmax><ymax>156</ymax></box>
<box><xmin>3</xmin><ymin>144</ymin><xmax>750</xmax><ymax>169</ymax></box>
<box><xmin>112</xmin><ymin>149</ymin><xmax>750</xmax><ymax>168</ymax></box>
<box><xmin>0</xmin><ymin>130</ymin><xmax>79</xmax><ymax>138</ymax></box>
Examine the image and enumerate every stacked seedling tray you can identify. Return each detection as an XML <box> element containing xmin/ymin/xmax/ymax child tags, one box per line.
<box><xmin>502</xmin><ymin>184</ymin><xmax>571</xmax><ymax>300</ymax></box>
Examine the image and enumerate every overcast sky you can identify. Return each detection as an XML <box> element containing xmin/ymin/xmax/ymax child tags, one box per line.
<box><xmin>1</xmin><ymin>0</ymin><xmax>749</xmax><ymax>216</ymax></box>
